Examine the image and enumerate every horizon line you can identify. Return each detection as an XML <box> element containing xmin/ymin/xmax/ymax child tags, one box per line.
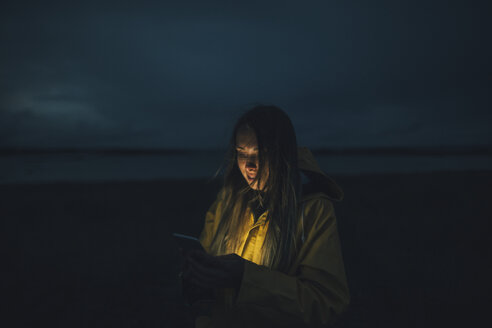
<box><xmin>1</xmin><ymin>146</ymin><xmax>492</xmax><ymax>156</ymax></box>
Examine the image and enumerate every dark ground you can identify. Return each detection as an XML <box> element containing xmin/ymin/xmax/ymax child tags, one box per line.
<box><xmin>1</xmin><ymin>170</ymin><xmax>491</xmax><ymax>327</ymax></box>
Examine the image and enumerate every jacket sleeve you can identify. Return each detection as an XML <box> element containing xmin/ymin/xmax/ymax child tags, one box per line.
<box><xmin>234</xmin><ymin>197</ymin><xmax>350</xmax><ymax>326</ymax></box>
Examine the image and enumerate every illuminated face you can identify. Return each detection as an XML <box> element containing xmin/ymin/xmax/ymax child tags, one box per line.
<box><xmin>235</xmin><ymin>127</ymin><xmax>268</xmax><ymax>190</ymax></box>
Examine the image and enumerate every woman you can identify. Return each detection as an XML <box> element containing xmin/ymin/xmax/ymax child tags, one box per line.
<box><xmin>182</xmin><ymin>105</ymin><xmax>349</xmax><ymax>327</ymax></box>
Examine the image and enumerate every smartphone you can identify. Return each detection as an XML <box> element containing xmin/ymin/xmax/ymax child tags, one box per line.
<box><xmin>172</xmin><ymin>233</ymin><xmax>205</xmax><ymax>253</ymax></box>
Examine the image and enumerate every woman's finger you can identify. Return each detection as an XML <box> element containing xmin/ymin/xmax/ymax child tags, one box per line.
<box><xmin>188</xmin><ymin>256</ymin><xmax>228</xmax><ymax>282</ymax></box>
<box><xmin>189</xmin><ymin>259</ymin><xmax>236</xmax><ymax>289</ymax></box>
<box><xmin>190</xmin><ymin>270</ymin><xmax>219</xmax><ymax>288</ymax></box>
<box><xmin>189</xmin><ymin>250</ymin><xmax>222</xmax><ymax>267</ymax></box>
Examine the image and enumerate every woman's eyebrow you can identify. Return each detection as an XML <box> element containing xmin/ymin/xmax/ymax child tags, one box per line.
<box><xmin>236</xmin><ymin>146</ymin><xmax>258</xmax><ymax>151</ymax></box>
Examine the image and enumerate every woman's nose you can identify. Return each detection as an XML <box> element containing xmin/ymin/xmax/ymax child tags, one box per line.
<box><xmin>246</xmin><ymin>159</ymin><xmax>257</xmax><ymax>169</ymax></box>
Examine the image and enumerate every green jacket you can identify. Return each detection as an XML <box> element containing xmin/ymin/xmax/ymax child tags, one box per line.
<box><xmin>197</xmin><ymin>147</ymin><xmax>350</xmax><ymax>327</ymax></box>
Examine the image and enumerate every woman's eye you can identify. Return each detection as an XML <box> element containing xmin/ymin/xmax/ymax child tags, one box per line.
<box><xmin>237</xmin><ymin>152</ymin><xmax>257</xmax><ymax>161</ymax></box>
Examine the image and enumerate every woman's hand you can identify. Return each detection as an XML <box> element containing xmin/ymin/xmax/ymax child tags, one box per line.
<box><xmin>184</xmin><ymin>250</ymin><xmax>245</xmax><ymax>291</ymax></box>
<box><xmin>180</xmin><ymin>249</ymin><xmax>214</xmax><ymax>306</ymax></box>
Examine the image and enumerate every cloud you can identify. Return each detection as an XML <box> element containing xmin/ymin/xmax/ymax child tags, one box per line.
<box><xmin>0</xmin><ymin>1</ymin><xmax>491</xmax><ymax>148</ymax></box>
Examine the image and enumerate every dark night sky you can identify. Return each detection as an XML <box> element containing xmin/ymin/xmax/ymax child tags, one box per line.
<box><xmin>1</xmin><ymin>0</ymin><xmax>491</xmax><ymax>149</ymax></box>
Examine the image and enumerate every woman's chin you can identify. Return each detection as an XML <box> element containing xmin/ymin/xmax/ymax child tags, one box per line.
<box><xmin>247</xmin><ymin>181</ymin><xmax>258</xmax><ymax>189</ymax></box>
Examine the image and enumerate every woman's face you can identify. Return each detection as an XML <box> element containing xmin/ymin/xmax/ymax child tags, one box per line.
<box><xmin>235</xmin><ymin>127</ymin><xmax>268</xmax><ymax>190</ymax></box>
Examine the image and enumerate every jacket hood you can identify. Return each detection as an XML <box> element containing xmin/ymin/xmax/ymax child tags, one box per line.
<box><xmin>298</xmin><ymin>147</ymin><xmax>344</xmax><ymax>202</ymax></box>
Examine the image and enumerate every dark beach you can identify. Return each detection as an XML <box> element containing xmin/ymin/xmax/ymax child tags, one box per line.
<box><xmin>2</xmin><ymin>170</ymin><xmax>491</xmax><ymax>327</ymax></box>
